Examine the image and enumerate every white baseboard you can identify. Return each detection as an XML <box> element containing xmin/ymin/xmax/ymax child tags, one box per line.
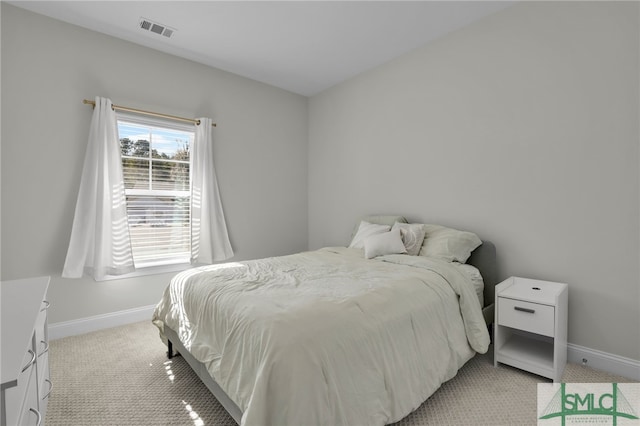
<box><xmin>568</xmin><ymin>343</ymin><xmax>640</xmax><ymax>381</ymax></box>
<box><xmin>49</xmin><ymin>304</ymin><xmax>156</xmax><ymax>340</ymax></box>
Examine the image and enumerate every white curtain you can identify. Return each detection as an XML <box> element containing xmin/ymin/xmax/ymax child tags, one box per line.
<box><xmin>191</xmin><ymin>117</ymin><xmax>234</xmax><ymax>263</ymax></box>
<box><xmin>62</xmin><ymin>97</ymin><xmax>134</xmax><ymax>280</ymax></box>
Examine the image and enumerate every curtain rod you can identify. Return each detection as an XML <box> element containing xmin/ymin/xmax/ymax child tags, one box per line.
<box><xmin>82</xmin><ymin>99</ymin><xmax>216</xmax><ymax>127</ymax></box>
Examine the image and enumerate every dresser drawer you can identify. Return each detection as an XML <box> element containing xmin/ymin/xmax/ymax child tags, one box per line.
<box><xmin>4</xmin><ymin>347</ymin><xmax>37</xmax><ymax>426</ymax></box>
<box><xmin>38</xmin><ymin>351</ymin><xmax>51</xmax><ymax>401</ymax></box>
<box><xmin>38</xmin><ymin>362</ymin><xmax>51</xmax><ymax>424</ymax></box>
<box><xmin>498</xmin><ymin>297</ymin><xmax>555</xmax><ymax>337</ymax></box>
<box><xmin>17</xmin><ymin>367</ymin><xmax>40</xmax><ymax>426</ymax></box>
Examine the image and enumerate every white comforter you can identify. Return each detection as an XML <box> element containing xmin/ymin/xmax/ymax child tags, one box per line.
<box><xmin>152</xmin><ymin>247</ymin><xmax>490</xmax><ymax>426</ymax></box>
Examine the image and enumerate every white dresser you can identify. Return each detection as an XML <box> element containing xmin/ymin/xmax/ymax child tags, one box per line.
<box><xmin>1</xmin><ymin>277</ymin><xmax>51</xmax><ymax>426</ymax></box>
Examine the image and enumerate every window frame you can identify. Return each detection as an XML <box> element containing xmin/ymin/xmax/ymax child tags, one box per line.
<box><xmin>115</xmin><ymin>112</ymin><xmax>196</xmax><ymax>276</ymax></box>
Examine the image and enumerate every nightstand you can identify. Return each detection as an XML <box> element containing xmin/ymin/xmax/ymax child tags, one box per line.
<box><xmin>494</xmin><ymin>276</ymin><xmax>568</xmax><ymax>382</ymax></box>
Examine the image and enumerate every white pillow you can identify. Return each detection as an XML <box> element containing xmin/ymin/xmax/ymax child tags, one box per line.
<box><xmin>363</xmin><ymin>228</ymin><xmax>407</xmax><ymax>259</ymax></box>
<box><xmin>391</xmin><ymin>222</ymin><xmax>426</xmax><ymax>256</ymax></box>
<box><xmin>349</xmin><ymin>221</ymin><xmax>391</xmax><ymax>249</ymax></box>
<box><xmin>349</xmin><ymin>216</ymin><xmax>407</xmax><ymax>243</ymax></box>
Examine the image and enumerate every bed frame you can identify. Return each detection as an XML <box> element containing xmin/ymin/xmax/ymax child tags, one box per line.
<box><xmin>166</xmin><ymin>326</ymin><xmax>243</xmax><ymax>423</ymax></box>
<box><xmin>165</xmin><ymin>240</ymin><xmax>498</xmax><ymax>425</ymax></box>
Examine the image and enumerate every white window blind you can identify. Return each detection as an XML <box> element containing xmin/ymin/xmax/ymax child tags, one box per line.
<box><xmin>117</xmin><ymin>115</ymin><xmax>195</xmax><ymax>268</ymax></box>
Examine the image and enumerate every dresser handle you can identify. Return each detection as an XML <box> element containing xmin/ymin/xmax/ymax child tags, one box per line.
<box><xmin>29</xmin><ymin>408</ymin><xmax>42</xmax><ymax>426</ymax></box>
<box><xmin>21</xmin><ymin>349</ymin><xmax>36</xmax><ymax>373</ymax></box>
<box><xmin>38</xmin><ymin>340</ymin><xmax>49</xmax><ymax>357</ymax></box>
<box><xmin>514</xmin><ymin>306</ymin><xmax>535</xmax><ymax>314</ymax></box>
<box><xmin>40</xmin><ymin>300</ymin><xmax>50</xmax><ymax>312</ymax></box>
<box><xmin>43</xmin><ymin>379</ymin><xmax>53</xmax><ymax>400</ymax></box>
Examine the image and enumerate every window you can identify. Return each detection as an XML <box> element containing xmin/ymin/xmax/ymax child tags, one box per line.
<box><xmin>117</xmin><ymin>115</ymin><xmax>195</xmax><ymax>268</ymax></box>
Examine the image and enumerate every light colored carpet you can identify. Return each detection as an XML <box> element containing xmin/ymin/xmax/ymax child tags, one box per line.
<box><xmin>45</xmin><ymin>321</ymin><xmax>635</xmax><ymax>426</ymax></box>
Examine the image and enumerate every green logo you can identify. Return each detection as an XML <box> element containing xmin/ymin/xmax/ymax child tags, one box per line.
<box><xmin>539</xmin><ymin>383</ymin><xmax>639</xmax><ymax>425</ymax></box>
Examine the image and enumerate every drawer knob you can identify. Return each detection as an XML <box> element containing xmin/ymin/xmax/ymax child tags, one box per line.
<box><xmin>29</xmin><ymin>408</ymin><xmax>42</xmax><ymax>426</ymax></box>
<box><xmin>38</xmin><ymin>340</ymin><xmax>49</xmax><ymax>357</ymax></box>
<box><xmin>21</xmin><ymin>349</ymin><xmax>36</xmax><ymax>373</ymax></box>
<box><xmin>43</xmin><ymin>378</ymin><xmax>53</xmax><ymax>400</ymax></box>
<box><xmin>514</xmin><ymin>306</ymin><xmax>535</xmax><ymax>314</ymax></box>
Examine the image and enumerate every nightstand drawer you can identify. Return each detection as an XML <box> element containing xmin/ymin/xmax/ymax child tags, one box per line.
<box><xmin>498</xmin><ymin>297</ymin><xmax>555</xmax><ymax>337</ymax></box>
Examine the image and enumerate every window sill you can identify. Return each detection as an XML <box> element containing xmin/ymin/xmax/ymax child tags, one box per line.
<box><xmin>101</xmin><ymin>262</ymin><xmax>192</xmax><ymax>281</ymax></box>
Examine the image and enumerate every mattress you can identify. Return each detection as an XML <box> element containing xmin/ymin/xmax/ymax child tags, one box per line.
<box><xmin>152</xmin><ymin>247</ymin><xmax>490</xmax><ymax>425</ymax></box>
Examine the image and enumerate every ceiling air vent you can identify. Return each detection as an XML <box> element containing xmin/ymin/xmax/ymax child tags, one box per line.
<box><xmin>139</xmin><ymin>17</ymin><xmax>175</xmax><ymax>38</ymax></box>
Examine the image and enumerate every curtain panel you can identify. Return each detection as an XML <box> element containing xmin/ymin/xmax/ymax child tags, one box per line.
<box><xmin>62</xmin><ymin>97</ymin><xmax>135</xmax><ymax>280</ymax></box>
<box><xmin>191</xmin><ymin>117</ymin><xmax>234</xmax><ymax>263</ymax></box>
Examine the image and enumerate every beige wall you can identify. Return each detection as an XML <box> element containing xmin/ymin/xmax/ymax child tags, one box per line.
<box><xmin>309</xmin><ymin>2</ymin><xmax>639</xmax><ymax>360</ymax></box>
<box><xmin>1</xmin><ymin>4</ymin><xmax>308</xmax><ymax>323</ymax></box>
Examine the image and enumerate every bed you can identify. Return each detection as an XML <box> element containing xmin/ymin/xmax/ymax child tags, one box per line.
<box><xmin>152</xmin><ymin>216</ymin><xmax>497</xmax><ymax>425</ymax></box>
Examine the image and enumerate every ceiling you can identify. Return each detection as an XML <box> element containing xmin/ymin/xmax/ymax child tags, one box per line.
<box><xmin>8</xmin><ymin>1</ymin><xmax>514</xmax><ymax>96</ymax></box>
